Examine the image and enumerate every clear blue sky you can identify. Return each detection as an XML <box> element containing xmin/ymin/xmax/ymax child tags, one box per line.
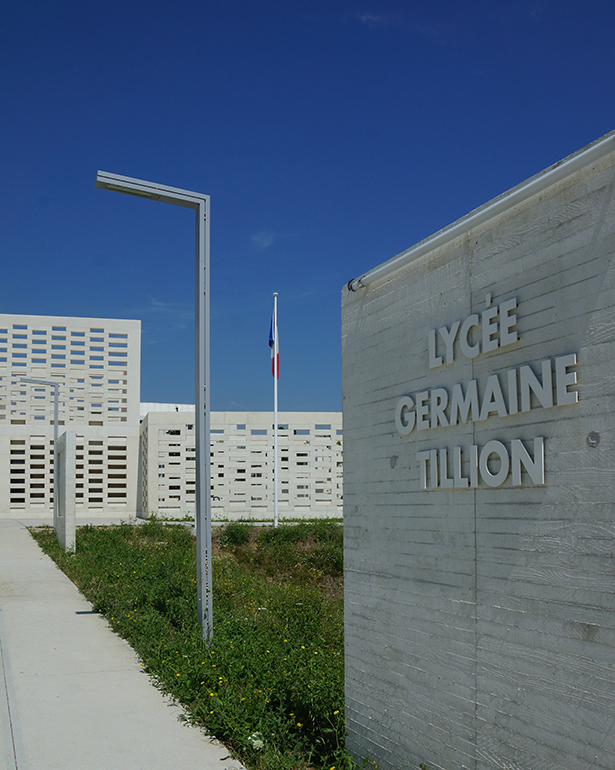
<box><xmin>1</xmin><ymin>1</ymin><xmax>614</xmax><ymax>411</ymax></box>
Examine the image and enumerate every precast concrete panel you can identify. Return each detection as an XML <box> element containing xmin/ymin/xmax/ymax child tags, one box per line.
<box><xmin>342</xmin><ymin>132</ymin><xmax>615</xmax><ymax>770</ymax></box>
<box><xmin>139</xmin><ymin>410</ymin><xmax>343</xmax><ymax>520</ymax></box>
<box><xmin>0</xmin><ymin>313</ymin><xmax>141</xmax><ymax>518</ymax></box>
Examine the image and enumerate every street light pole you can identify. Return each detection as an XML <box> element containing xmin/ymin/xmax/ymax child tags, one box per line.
<box><xmin>95</xmin><ymin>171</ymin><xmax>213</xmax><ymax>641</ymax></box>
<box><xmin>21</xmin><ymin>377</ymin><xmax>59</xmax><ymax>526</ymax></box>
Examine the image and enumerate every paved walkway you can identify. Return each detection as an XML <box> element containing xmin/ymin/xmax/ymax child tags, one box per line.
<box><xmin>0</xmin><ymin>520</ymin><xmax>246</xmax><ymax>770</ymax></box>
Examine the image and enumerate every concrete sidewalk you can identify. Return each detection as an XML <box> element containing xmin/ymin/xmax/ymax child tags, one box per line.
<box><xmin>0</xmin><ymin>520</ymin><xmax>246</xmax><ymax>770</ymax></box>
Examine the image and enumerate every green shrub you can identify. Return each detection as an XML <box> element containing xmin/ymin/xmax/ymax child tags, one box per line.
<box><xmin>252</xmin><ymin>521</ymin><xmax>343</xmax><ymax>579</ymax></box>
<box><xmin>221</xmin><ymin>520</ymin><xmax>253</xmax><ymax>547</ymax></box>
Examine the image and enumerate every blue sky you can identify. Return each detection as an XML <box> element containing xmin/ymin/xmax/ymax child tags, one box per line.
<box><xmin>1</xmin><ymin>0</ymin><xmax>614</xmax><ymax>411</ymax></box>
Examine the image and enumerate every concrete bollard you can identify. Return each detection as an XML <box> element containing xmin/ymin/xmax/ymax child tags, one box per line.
<box><xmin>55</xmin><ymin>431</ymin><xmax>76</xmax><ymax>553</ymax></box>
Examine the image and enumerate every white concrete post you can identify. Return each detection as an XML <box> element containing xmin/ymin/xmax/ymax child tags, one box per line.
<box><xmin>55</xmin><ymin>431</ymin><xmax>76</xmax><ymax>553</ymax></box>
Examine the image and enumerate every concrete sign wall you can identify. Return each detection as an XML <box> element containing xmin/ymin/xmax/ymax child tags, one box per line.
<box><xmin>342</xmin><ymin>132</ymin><xmax>615</xmax><ymax>770</ymax></box>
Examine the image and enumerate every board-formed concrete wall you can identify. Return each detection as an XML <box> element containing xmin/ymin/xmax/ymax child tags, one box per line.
<box><xmin>342</xmin><ymin>131</ymin><xmax>615</xmax><ymax>770</ymax></box>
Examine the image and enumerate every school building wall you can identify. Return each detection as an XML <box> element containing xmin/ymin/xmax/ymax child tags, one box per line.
<box><xmin>342</xmin><ymin>131</ymin><xmax>615</xmax><ymax>770</ymax></box>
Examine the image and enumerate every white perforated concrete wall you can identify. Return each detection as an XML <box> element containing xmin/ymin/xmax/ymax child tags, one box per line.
<box><xmin>0</xmin><ymin>313</ymin><xmax>141</xmax><ymax>518</ymax></box>
<box><xmin>342</xmin><ymin>132</ymin><xmax>615</xmax><ymax>770</ymax></box>
<box><xmin>139</xmin><ymin>410</ymin><xmax>343</xmax><ymax>520</ymax></box>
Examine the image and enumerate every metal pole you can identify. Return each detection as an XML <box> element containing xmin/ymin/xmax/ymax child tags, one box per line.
<box><xmin>95</xmin><ymin>171</ymin><xmax>213</xmax><ymax>641</ymax></box>
<box><xmin>273</xmin><ymin>293</ymin><xmax>279</xmax><ymax>528</ymax></box>
<box><xmin>195</xmin><ymin>199</ymin><xmax>213</xmax><ymax>640</ymax></box>
<box><xmin>53</xmin><ymin>383</ymin><xmax>59</xmax><ymax>528</ymax></box>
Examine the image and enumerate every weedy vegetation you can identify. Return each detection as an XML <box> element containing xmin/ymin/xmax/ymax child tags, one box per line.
<box><xmin>31</xmin><ymin>519</ymin><xmax>369</xmax><ymax>770</ymax></box>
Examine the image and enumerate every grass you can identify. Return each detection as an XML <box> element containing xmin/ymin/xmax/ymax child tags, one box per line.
<box><xmin>30</xmin><ymin>519</ymin><xmax>368</xmax><ymax>770</ymax></box>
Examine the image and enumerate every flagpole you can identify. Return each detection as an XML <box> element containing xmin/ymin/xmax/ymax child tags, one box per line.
<box><xmin>273</xmin><ymin>292</ymin><xmax>279</xmax><ymax>528</ymax></box>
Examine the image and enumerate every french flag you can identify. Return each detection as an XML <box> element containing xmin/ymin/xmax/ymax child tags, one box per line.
<box><xmin>269</xmin><ymin>304</ymin><xmax>279</xmax><ymax>378</ymax></box>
